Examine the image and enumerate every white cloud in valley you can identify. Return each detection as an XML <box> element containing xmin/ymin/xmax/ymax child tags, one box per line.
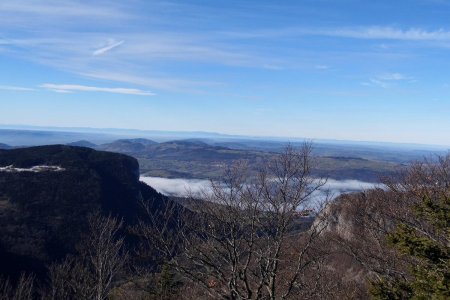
<box><xmin>141</xmin><ymin>176</ymin><xmax>379</xmax><ymax>208</ymax></box>
<box><xmin>140</xmin><ymin>177</ymin><xmax>210</xmax><ymax>196</ymax></box>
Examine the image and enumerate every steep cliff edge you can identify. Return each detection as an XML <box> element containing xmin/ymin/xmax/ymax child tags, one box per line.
<box><xmin>0</xmin><ymin>145</ymin><xmax>169</xmax><ymax>279</ymax></box>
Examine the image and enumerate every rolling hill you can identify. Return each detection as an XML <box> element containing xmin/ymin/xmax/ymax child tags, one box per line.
<box><xmin>92</xmin><ymin>139</ymin><xmax>400</xmax><ymax>181</ymax></box>
<box><xmin>0</xmin><ymin>127</ymin><xmax>418</xmax><ymax>182</ymax></box>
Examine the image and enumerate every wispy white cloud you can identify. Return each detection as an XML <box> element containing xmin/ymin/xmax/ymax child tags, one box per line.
<box><xmin>0</xmin><ymin>32</ymin><xmax>277</xmax><ymax>92</ymax></box>
<box><xmin>93</xmin><ymin>39</ymin><xmax>124</xmax><ymax>56</ymax></box>
<box><xmin>322</xmin><ymin>27</ymin><xmax>450</xmax><ymax>41</ymax></box>
<box><xmin>0</xmin><ymin>1</ymin><xmax>129</xmax><ymax>20</ymax></box>
<box><xmin>362</xmin><ymin>72</ymin><xmax>414</xmax><ymax>88</ymax></box>
<box><xmin>0</xmin><ymin>85</ymin><xmax>35</xmax><ymax>92</ymax></box>
<box><xmin>1</xmin><ymin>30</ymin><xmax>283</xmax><ymax>69</ymax></box>
<box><xmin>376</xmin><ymin>73</ymin><xmax>410</xmax><ymax>81</ymax></box>
<box><xmin>363</xmin><ymin>79</ymin><xmax>390</xmax><ymax>88</ymax></box>
<box><xmin>40</xmin><ymin>84</ymin><xmax>154</xmax><ymax>96</ymax></box>
<box><xmin>0</xmin><ymin>0</ymin><xmax>447</xmax><ymax>96</ymax></box>
<box><xmin>81</xmin><ymin>71</ymin><xmax>221</xmax><ymax>93</ymax></box>
<box><xmin>226</xmin><ymin>26</ymin><xmax>450</xmax><ymax>42</ymax></box>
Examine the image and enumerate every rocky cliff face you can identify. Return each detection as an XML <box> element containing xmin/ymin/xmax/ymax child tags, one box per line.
<box><xmin>0</xmin><ymin>145</ymin><xmax>169</xmax><ymax>279</ymax></box>
<box><xmin>314</xmin><ymin>189</ymin><xmax>401</xmax><ymax>298</ymax></box>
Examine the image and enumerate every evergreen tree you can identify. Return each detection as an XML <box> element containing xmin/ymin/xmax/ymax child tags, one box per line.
<box><xmin>371</xmin><ymin>162</ymin><xmax>450</xmax><ymax>299</ymax></box>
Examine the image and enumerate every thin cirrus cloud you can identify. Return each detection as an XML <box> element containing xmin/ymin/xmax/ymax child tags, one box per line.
<box><xmin>0</xmin><ymin>85</ymin><xmax>36</xmax><ymax>92</ymax></box>
<box><xmin>228</xmin><ymin>26</ymin><xmax>450</xmax><ymax>42</ymax></box>
<box><xmin>318</xmin><ymin>27</ymin><xmax>450</xmax><ymax>41</ymax></box>
<box><xmin>0</xmin><ymin>1</ymin><xmax>129</xmax><ymax>21</ymax></box>
<box><xmin>1</xmin><ymin>0</ymin><xmax>450</xmax><ymax>97</ymax></box>
<box><xmin>93</xmin><ymin>40</ymin><xmax>125</xmax><ymax>56</ymax></box>
<box><xmin>40</xmin><ymin>84</ymin><xmax>154</xmax><ymax>96</ymax></box>
<box><xmin>0</xmin><ymin>33</ymin><xmax>269</xmax><ymax>92</ymax></box>
<box><xmin>80</xmin><ymin>71</ymin><xmax>223</xmax><ymax>92</ymax></box>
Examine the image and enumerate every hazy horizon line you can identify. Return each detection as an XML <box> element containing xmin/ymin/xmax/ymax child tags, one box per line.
<box><xmin>0</xmin><ymin>123</ymin><xmax>449</xmax><ymax>149</ymax></box>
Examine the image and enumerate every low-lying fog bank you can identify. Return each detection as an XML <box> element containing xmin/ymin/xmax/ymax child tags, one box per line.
<box><xmin>141</xmin><ymin>177</ymin><xmax>211</xmax><ymax>196</ymax></box>
<box><xmin>140</xmin><ymin>176</ymin><xmax>380</xmax><ymax>204</ymax></box>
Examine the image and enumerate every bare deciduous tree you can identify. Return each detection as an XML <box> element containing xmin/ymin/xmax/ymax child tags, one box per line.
<box><xmin>136</xmin><ymin>144</ymin><xmax>331</xmax><ymax>299</ymax></box>
<box><xmin>47</xmin><ymin>214</ymin><xmax>127</xmax><ymax>300</ymax></box>
<box><xmin>322</xmin><ymin>189</ymin><xmax>409</xmax><ymax>294</ymax></box>
<box><xmin>321</xmin><ymin>153</ymin><xmax>450</xmax><ymax>298</ymax></box>
<box><xmin>0</xmin><ymin>273</ymin><xmax>34</xmax><ymax>300</ymax></box>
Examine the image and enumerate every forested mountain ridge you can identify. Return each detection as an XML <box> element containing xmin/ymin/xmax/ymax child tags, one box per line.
<box><xmin>0</xmin><ymin>145</ymin><xmax>170</xmax><ymax>280</ymax></box>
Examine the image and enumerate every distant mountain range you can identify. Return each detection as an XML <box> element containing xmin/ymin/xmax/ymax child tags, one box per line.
<box><xmin>2</xmin><ymin>124</ymin><xmax>449</xmax><ymax>150</ymax></box>
<box><xmin>58</xmin><ymin>138</ymin><xmax>398</xmax><ymax>181</ymax></box>
<box><xmin>1</xmin><ymin>127</ymin><xmax>448</xmax><ymax>182</ymax></box>
<box><xmin>0</xmin><ymin>138</ymin><xmax>409</xmax><ymax>181</ymax></box>
<box><xmin>0</xmin><ymin>143</ymin><xmax>11</xmax><ymax>149</ymax></box>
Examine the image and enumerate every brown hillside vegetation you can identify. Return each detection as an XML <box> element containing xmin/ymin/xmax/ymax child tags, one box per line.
<box><xmin>1</xmin><ymin>146</ymin><xmax>448</xmax><ymax>299</ymax></box>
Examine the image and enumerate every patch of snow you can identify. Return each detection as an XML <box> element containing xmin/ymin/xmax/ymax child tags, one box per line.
<box><xmin>0</xmin><ymin>165</ymin><xmax>66</xmax><ymax>173</ymax></box>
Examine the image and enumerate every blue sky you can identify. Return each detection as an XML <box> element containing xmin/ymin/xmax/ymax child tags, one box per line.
<box><xmin>1</xmin><ymin>0</ymin><xmax>450</xmax><ymax>145</ymax></box>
